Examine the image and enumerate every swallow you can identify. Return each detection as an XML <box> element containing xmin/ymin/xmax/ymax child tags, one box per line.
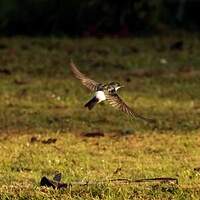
<box><xmin>70</xmin><ymin>60</ymin><xmax>155</xmax><ymax>123</ymax></box>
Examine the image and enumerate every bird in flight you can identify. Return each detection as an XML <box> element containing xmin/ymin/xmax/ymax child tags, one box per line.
<box><xmin>70</xmin><ymin>60</ymin><xmax>155</xmax><ymax>123</ymax></box>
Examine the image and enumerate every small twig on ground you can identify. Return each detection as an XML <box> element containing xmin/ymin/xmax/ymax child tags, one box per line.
<box><xmin>40</xmin><ymin>175</ymin><xmax>178</xmax><ymax>189</ymax></box>
<box><xmin>130</xmin><ymin>177</ymin><xmax>178</xmax><ymax>184</ymax></box>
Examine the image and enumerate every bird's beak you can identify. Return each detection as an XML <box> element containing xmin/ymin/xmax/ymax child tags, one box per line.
<box><xmin>116</xmin><ymin>86</ymin><xmax>124</xmax><ymax>90</ymax></box>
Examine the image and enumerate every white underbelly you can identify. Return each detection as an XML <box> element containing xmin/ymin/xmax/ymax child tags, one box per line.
<box><xmin>95</xmin><ymin>91</ymin><xmax>106</xmax><ymax>102</ymax></box>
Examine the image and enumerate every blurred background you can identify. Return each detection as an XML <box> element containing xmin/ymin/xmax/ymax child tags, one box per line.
<box><xmin>0</xmin><ymin>0</ymin><xmax>200</xmax><ymax>36</ymax></box>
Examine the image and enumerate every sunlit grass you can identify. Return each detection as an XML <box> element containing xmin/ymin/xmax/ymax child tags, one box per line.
<box><xmin>1</xmin><ymin>132</ymin><xmax>200</xmax><ymax>199</ymax></box>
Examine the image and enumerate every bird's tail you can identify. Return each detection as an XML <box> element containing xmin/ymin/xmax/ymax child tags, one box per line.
<box><xmin>84</xmin><ymin>97</ymin><xmax>98</xmax><ymax>110</ymax></box>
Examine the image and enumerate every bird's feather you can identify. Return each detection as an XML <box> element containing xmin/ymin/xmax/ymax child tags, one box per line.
<box><xmin>106</xmin><ymin>92</ymin><xmax>155</xmax><ymax>123</ymax></box>
<box><xmin>70</xmin><ymin>60</ymin><xmax>99</xmax><ymax>91</ymax></box>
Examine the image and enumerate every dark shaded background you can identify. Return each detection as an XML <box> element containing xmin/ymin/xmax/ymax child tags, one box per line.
<box><xmin>0</xmin><ymin>0</ymin><xmax>200</xmax><ymax>36</ymax></box>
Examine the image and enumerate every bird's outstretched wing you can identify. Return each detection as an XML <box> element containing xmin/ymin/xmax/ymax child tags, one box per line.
<box><xmin>70</xmin><ymin>60</ymin><xmax>100</xmax><ymax>91</ymax></box>
<box><xmin>106</xmin><ymin>93</ymin><xmax>155</xmax><ymax>123</ymax></box>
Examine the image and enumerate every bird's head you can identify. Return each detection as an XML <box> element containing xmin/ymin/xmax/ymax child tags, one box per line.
<box><xmin>110</xmin><ymin>82</ymin><xmax>124</xmax><ymax>91</ymax></box>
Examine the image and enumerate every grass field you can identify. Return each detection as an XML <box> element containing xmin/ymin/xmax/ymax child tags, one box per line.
<box><xmin>0</xmin><ymin>35</ymin><xmax>200</xmax><ymax>199</ymax></box>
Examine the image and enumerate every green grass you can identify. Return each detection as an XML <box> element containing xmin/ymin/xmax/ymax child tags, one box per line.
<box><xmin>0</xmin><ymin>35</ymin><xmax>200</xmax><ymax>199</ymax></box>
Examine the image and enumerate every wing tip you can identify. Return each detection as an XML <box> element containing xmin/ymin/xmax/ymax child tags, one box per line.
<box><xmin>70</xmin><ymin>58</ymin><xmax>73</xmax><ymax>64</ymax></box>
<box><xmin>69</xmin><ymin>59</ymin><xmax>75</xmax><ymax>69</ymax></box>
<box><xmin>69</xmin><ymin>59</ymin><xmax>80</xmax><ymax>75</ymax></box>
